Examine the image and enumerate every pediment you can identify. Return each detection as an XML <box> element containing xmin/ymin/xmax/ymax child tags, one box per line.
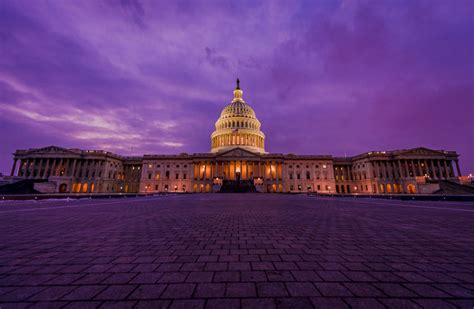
<box><xmin>396</xmin><ymin>147</ymin><xmax>444</xmax><ymax>157</ymax></box>
<box><xmin>216</xmin><ymin>147</ymin><xmax>260</xmax><ymax>158</ymax></box>
<box><xmin>28</xmin><ymin>146</ymin><xmax>77</xmax><ymax>155</ymax></box>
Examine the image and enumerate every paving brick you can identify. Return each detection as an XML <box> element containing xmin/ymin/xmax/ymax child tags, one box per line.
<box><xmin>63</xmin><ymin>301</ymin><xmax>103</xmax><ymax>308</ymax></box>
<box><xmin>204</xmin><ymin>263</ymin><xmax>227</xmax><ymax>272</ymax></box>
<box><xmin>275</xmin><ymin>297</ymin><xmax>313</xmax><ymax>308</ymax></box>
<box><xmin>186</xmin><ymin>271</ymin><xmax>214</xmax><ymax>283</ymax></box>
<box><xmin>251</xmin><ymin>261</ymin><xmax>274</xmax><ymax>271</ymax></box>
<box><xmin>158</xmin><ymin>272</ymin><xmax>188</xmax><ymax>283</ymax></box>
<box><xmin>161</xmin><ymin>283</ymin><xmax>196</xmax><ymax>299</ymax></box>
<box><xmin>309</xmin><ymin>297</ymin><xmax>349</xmax><ymax>308</ymax></box>
<box><xmin>403</xmin><ymin>283</ymin><xmax>451</xmax><ymax>297</ymax></box>
<box><xmin>62</xmin><ymin>285</ymin><xmax>107</xmax><ymax>300</ymax></box>
<box><xmin>206</xmin><ymin>298</ymin><xmax>240</xmax><ymax>309</ymax></box>
<box><xmin>194</xmin><ymin>283</ymin><xmax>225</xmax><ymax>298</ymax></box>
<box><xmin>226</xmin><ymin>282</ymin><xmax>256</xmax><ymax>297</ymax></box>
<box><xmin>378</xmin><ymin>298</ymin><xmax>420</xmax><ymax>308</ymax></box>
<box><xmin>291</xmin><ymin>270</ymin><xmax>322</xmax><ymax>281</ymax></box>
<box><xmin>241</xmin><ymin>271</ymin><xmax>267</xmax><ymax>282</ymax></box>
<box><xmin>314</xmin><ymin>282</ymin><xmax>353</xmax><ymax>297</ymax></box>
<box><xmin>241</xmin><ymin>298</ymin><xmax>276</xmax><ymax>309</ymax></box>
<box><xmin>101</xmin><ymin>273</ymin><xmax>137</xmax><ymax>284</ymax></box>
<box><xmin>27</xmin><ymin>286</ymin><xmax>76</xmax><ymax>301</ymax></box>
<box><xmin>169</xmin><ymin>299</ymin><xmax>205</xmax><ymax>309</ymax></box>
<box><xmin>100</xmin><ymin>300</ymin><xmax>136</xmax><ymax>308</ymax></box>
<box><xmin>129</xmin><ymin>272</ymin><xmax>163</xmax><ymax>284</ymax></box>
<box><xmin>228</xmin><ymin>262</ymin><xmax>251</xmax><ymax>271</ymax></box>
<box><xmin>135</xmin><ymin>300</ymin><xmax>171</xmax><ymax>308</ymax></box>
<box><xmin>342</xmin><ymin>282</ymin><xmax>384</xmax><ymax>297</ymax></box>
<box><xmin>181</xmin><ymin>263</ymin><xmax>206</xmax><ymax>272</ymax></box>
<box><xmin>344</xmin><ymin>298</ymin><xmax>385</xmax><ymax>308</ymax></box>
<box><xmin>128</xmin><ymin>284</ymin><xmax>167</xmax><ymax>299</ymax></box>
<box><xmin>213</xmin><ymin>271</ymin><xmax>240</xmax><ymax>282</ymax></box>
<box><xmin>266</xmin><ymin>270</ymin><xmax>294</xmax><ymax>282</ymax></box>
<box><xmin>286</xmin><ymin>282</ymin><xmax>320</xmax><ymax>296</ymax></box>
<box><xmin>372</xmin><ymin>282</ymin><xmax>417</xmax><ymax>297</ymax></box>
<box><xmin>256</xmin><ymin>282</ymin><xmax>288</xmax><ymax>297</ymax></box>
<box><xmin>414</xmin><ymin>299</ymin><xmax>457</xmax><ymax>308</ymax></box>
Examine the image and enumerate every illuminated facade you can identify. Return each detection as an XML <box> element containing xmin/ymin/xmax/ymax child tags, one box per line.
<box><xmin>8</xmin><ymin>80</ymin><xmax>464</xmax><ymax>194</ymax></box>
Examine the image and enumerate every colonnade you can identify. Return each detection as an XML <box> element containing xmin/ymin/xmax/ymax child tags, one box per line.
<box><xmin>211</xmin><ymin>133</ymin><xmax>264</xmax><ymax>148</ymax></box>
<box><xmin>371</xmin><ymin>159</ymin><xmax>460</xmax><ymax>180</ymax></box>
<box><xmin>12</xmin><ymin>158</ymin><xmax>107</xmax><ymax>179</ymax></box>
<box><xmin>193</xmin><ymin>160</ymin><xmax>282</xmax><ymax>181</ymax></box>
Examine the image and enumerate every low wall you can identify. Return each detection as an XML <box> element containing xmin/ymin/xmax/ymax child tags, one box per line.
<box><xmin>34</xmin><ymin>182</ymin><xmax>57</xmax><ymax>193</ymax></box>
<box><xmin>0</xmin><ymin>192</ymin><xmax>186</xmax><ymax>201</ymax></box>
<box><xmin>310</xmin><ymin>192</ymin><xmax>474</xmax><ymax>201</ymax></box>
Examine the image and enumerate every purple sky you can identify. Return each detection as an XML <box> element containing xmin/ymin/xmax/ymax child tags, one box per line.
<box><xmin>1</xmin><ymin>0</ymin><xmax>473</xmax><ymax>175</ymax></box>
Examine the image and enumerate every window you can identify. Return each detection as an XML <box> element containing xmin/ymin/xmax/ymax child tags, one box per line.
<box><xmin>297</xmin><ymin>174</ymin><xmax>301</xmax><ymax>179</ymax></box>
<box><xmin>317</xmin><ymin>185</ymin><xmax>321</xmax><ymax>190</ymax></box>
<box><xmin>298</xmin><ymin>185</ymin><xmax>302</xmax><ymax>191</ymax></box>
<box><xmin>290</xmin><ymin>185</ymin><xmax>294</xmax><ymax>191</ymax></box>
<box><xmin>175</xmin><ymin>173</ymin><xmax>179</xmax><ymax>179</ymax></box>
<box><xmin>306</xmin><ymin>171</ymin><xmax>310</xmax><ymax>180</ymax></box>
<box><xmin>155</xmin><ymin>185</ymin><xmax>158</xmax><ymax>190</ymax></box>
<box><xmin>289</xmin><ymin>173</ymin><xmax>293</xmax><ymax>179</ymax></box>
<box><xmin>184</xmin><ymin>165</ymin><xmax>187</xmax><ymax>168</ymax></box>
<box><xmin>148</xmin><ymin>173</ymin><xmax>152</xmax><ymax>179</ymax></box>
<box><xmin>183</xmin><ymin>173</ymin><xmax>187</xmax><ymax>179</ymax></box>
<box><xmin>157</xmin><ymin>164</ymin><xmax>160</xmax><ymax>168</ymax></box>
<box><xmin>176</xmin><ymin>165</ymin><xmax>180</xmax><ymax>168</ymax></box>
<box><xmin>316</xmin><ymin>165</ymin><xmax>319</xmax><ymax>168</ymax></box>
<box><xmin>166</xmin><ymin>171</ymin><xmax>170</xmax><ymax>179</ymax></box>
<box><xmin>296</xmin><ymin>165</ymin><xmax>300</xmax><ymax>168</ymax></box>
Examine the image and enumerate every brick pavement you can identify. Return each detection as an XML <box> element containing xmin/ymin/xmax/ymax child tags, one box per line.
<box><xmin>0</xmin><ymin>194</ymin><xmax>473</xmax><ymax>308</ymax></box>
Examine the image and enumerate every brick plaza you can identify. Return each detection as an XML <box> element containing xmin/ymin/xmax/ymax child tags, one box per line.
<box><xmin>0</xmin><ymin>194</ymin><xmax>473</xmax><ymax>308</ymax></box>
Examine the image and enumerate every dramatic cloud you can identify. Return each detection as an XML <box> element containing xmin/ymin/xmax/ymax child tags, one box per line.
<box><xmin>0</xmin><ymin>0</ymin><xmax>473</xmax><ymax>174</ymax></box>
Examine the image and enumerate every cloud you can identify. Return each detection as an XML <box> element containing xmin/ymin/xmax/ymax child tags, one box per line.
<box><xmin>0</xmin><ymin>0</ymin><xmax>472</xmax><ymax>174</ymax></box>
<box><xmin>205</xmin><ymin>47</ymin><xmax>230</xmax><ymax>70</ymax></box>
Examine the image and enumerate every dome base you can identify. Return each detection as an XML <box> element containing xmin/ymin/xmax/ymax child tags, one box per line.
<box><xmin>211</xmin><ymin>145</ymin><xmax>267</xmax><ymax>154</ymax></box>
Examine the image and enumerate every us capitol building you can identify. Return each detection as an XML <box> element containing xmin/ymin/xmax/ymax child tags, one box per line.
<box><xmin>6</xmin><ymin>80</ymin><xmax>467</xmax><ymax>195</ymax></box>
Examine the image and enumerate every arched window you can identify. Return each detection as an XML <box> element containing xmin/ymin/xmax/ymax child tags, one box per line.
<box><xmin>232</xmin><ymin>121</ymin><xmax>235</xmax><ymax>127</ymax></box>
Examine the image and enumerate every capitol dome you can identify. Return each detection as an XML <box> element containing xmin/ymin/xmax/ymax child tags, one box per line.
<box><xmin>211</xmin><ymin>79</ymin><xmax>266</xmax><ymax>153</ymax></box>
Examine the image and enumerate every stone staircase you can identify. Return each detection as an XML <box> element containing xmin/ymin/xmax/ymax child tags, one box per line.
<box><xmin>0</xmin><ymin>179</ymin><xmax>44</xmax><ymax>194</ymax></box>
<box><xmin>434</xmin><ymin>180</ymin><xmax>474</xmax><ymax>195</ymax></box>
<box><xmin>219</xmin><ymin>180</ymin><xmax>257</xmax><ymax>193</ymax></box>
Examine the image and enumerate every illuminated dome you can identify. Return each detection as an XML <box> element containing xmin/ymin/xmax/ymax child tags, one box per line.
<box><xmin>211</xmin><ymin>79</ymin><xmax>266</xmax><ymax>153</ymax></box>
